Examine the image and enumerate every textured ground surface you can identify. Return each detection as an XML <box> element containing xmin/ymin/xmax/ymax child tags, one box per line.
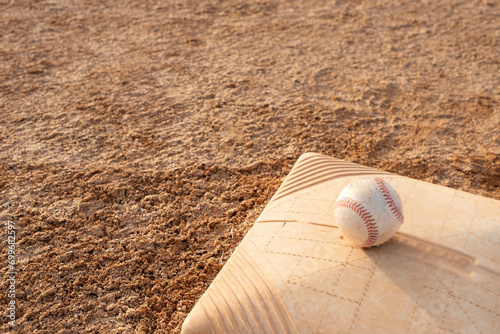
<box><xmin>0</xmin><ymin>0</ymin><xmax>499</xmax><ymax>332</ymax></box>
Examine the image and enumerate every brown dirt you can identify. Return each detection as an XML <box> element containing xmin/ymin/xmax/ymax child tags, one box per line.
<box><xmin>0</xmin><ymin>0</ymin><xmax>499</xmax><ymax>333</ymax></box>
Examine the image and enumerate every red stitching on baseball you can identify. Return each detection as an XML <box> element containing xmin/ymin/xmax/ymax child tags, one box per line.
<box><xmin>335</xmin><ymin>197</ymin><xmax>378</xmax><ymax>247</ymax></box>
<box><xmin>374</xmin><ymin>178</ymin><xmax>404</xmax><ymax>224</ymax></box>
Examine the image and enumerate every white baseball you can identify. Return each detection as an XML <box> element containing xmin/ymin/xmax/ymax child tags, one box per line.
<box><xmin>334</xmin><ymin>177</ymin><xmax>404</xmax><ymax>247</ymax></box>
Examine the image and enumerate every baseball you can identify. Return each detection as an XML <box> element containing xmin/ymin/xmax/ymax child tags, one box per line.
<box><xmin>334</xmin><ymin>177</ymin><xmax>404</xmax><ymax>247</ymax></box>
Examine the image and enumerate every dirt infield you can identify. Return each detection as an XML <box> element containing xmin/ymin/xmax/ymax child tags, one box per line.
<box><xmin>0</xmin><ymin>0</ymin><xmax>498</xmax><ymax>332</ymax></box>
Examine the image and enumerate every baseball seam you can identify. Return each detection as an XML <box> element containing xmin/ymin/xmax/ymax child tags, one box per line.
<box><xmin>375</xmin><ymin>178</ymin><xmax>404</xmax><ymax>224</ymax></box>
<box><xmin>334</xmin><ymin>197</ymin><xmax>378</xmax><ymax>247</ymax></box>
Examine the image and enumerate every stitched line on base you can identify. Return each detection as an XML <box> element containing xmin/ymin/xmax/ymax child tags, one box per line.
<box><xmin>335</xmin><ymin>197</ymin><xmax>378</xmax><ymax>247</ymax></box>
<box><xmin>375</xmin><ymin>177</ymin><xmax>404</xmax><ymax>224</ymax></box>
